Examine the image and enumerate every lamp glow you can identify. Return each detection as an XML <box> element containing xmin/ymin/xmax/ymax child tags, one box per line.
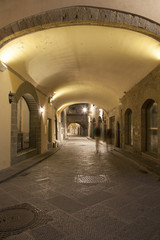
<box><xmin>83</xmin><ymin>107</ymin><xmax>87</xmax><ymax>113</ymax></box>
<box><xmin>156</xmin><ymin>49</ymin><xmax>160</xmax><ymax>60</ymax></box>
<box><xmin>49</xmin><ymin>92</ymin><xmax>57</xmax><ymax>103</ymax></box>
<box><xmin>0</xmin><ymin>61</ymin><xmax>7</xmax><ymax>72</ymax></box>
<box><xmin>40</xmin><ymin>107</ymin><xmax>44</xmax><ymax>113</ymax></box>
<box><xmin>99</xmin><ymin>109</ymin><xmax>103</xmax><ymax>118</ymax></box>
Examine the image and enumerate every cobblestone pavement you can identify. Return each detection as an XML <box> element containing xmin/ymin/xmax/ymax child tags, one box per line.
<box><xmin>1</xmin><ymin>137</ymin><xmax>160</xmax><ymax>240</ymax></box>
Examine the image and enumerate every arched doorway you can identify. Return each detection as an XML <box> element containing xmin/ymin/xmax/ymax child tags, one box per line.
<box><xmin>11</xmin><ymin>83</ymin><xmax>41</xmax><ymax>164</ymax></box>
<box><xmin>116</xmin><ymin>121</ymin><xmax>120</xmax><ymax>148</ymax></box>
<box><xmin>141</xmin><ymin>99</ymin><xmax>158</xmax><ymax>155</ymax></box>
<box><xmin>68</xmin><ymin>123</ymin><xmax>81</xmax><ymax>136</ymax></box>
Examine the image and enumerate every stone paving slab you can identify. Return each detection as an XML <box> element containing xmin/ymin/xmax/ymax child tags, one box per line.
<box><xmin>48</xmin><ymin>209</ymin><xmax>84</xmax><ymax>236</ymax></box>
<box><xmin>88</xmin><ymin>137</ymin><xmax>160</xmax><ymax>177</ymax></box>
<box><xmin>78</xmin><ymin>190</ymin><xmax>113</xmax><ymax>206</ymax></box>
<box><xmin>115</xmin><ymin>149</ymin><xmax>160</xmax><ymax>177</ymax></box>
<box><xmin>5</xmin><ymin>232</ymin><xmax>34</xmax><ymax>240</ymax></box>
<box><xmin>29</xmin><ymin>224</ymin><xmax>64</xmax><ymax>240</ymax></box>
<box><xmin>47</xmin><ymin>195</ymin><xmax>86</xmax><ymax>213</ymax></box>
<box><xmin>0</xmin><ymin>146</ymin><xmax>61</xmax><ymax>184</ymax></box>
<box><xmin>1</xmin><ymin>138</ymin><xmax>160</xmax><ymax>186</ymax></box>
<box><xmin>1</xmin><ymin>137</ymin><xmax>160</xmax><ymax>240</ymax></box>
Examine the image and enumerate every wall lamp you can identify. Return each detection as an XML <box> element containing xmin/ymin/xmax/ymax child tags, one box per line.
<box><xmin>83</xmin><ymin>107</ymin><xmax>87</xmax><ymax>113</ymax></box>
<box><xmin>8</xmin><ymin>91</ymin><xmax>14</xmax><ymax>104</ymax></box>
<box><xmin>40</xmin><ymin>107</ymin><xmax>44</xmax><ymax>114</ymax></box>
<box><xmin>48</xmin><ymin>92</ymin><xmax>56</xmax><ymax>104</ymax></box>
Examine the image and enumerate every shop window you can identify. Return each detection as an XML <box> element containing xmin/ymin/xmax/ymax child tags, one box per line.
<box><xmin>141</xmin><ymin>99</ymin><xmax>158</xmax><ymax>155</ymax></box>
<box><xmin>147</xmin><ymin>102</ymin><xmax>158</xmax><ymax>153</ymax></box>
<box><xmin>125</xmin><ymin>109</ymin><xmax>133</xmax><ymax>145</ymax></box>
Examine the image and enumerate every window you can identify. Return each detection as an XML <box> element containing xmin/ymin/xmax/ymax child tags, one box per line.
<box><xmin>125</xmin><ymin>109</ymin><xmax>133</xmax><ymax>145</ymax></box>
<box><xmin>147</xmin><ymin>102</ymin><xmax>158</xmax><ymax>153</ymax></box>
<box><xmin>17</xmin><ymin>97</ymin><xmax>30</xmax><ymax>152</ymax></box>
<box><xmin>141</xmin><ymin>99</ymin><xmax>158</xmax><ymax>155</ymax></box>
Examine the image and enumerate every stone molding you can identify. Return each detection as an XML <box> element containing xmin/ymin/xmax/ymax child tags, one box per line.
<box><xmin>11</xmin><ymin>82</ymin><xmax>41</xmax><ymax>165</ymax></box>
<box><xmin>0</xmin><ymin>6</ymin><xmax>160</xmax><ymax>47</ymax></box>
<box><xmin>15</xmin><ymin>81</ymin><xmax>39</xmax><ymax>105</ymax></box>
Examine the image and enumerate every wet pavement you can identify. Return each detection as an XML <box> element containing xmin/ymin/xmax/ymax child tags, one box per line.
<box><xmin>1</xmin><ymin>136</ymin><xmax>160</xmax><ymax>239</ymax></box>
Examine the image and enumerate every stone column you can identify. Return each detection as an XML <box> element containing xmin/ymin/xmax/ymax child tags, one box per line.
<box><xmin>11</xmin><ymin>102</ymin><xmax>17</xmax><ymax>165</ymax></box>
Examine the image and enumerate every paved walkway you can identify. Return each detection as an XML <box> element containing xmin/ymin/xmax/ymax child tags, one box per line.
<box><xmin>1</xmin><ymin>137</ymin><xmax>160</xmax><ymax>240</ymax></box>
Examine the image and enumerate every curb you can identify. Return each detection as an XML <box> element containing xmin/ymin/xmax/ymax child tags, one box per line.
<box><xmin>0</xmin><ymin>145</ymin><xmax>62</xmax><ymax>184</ymax></box>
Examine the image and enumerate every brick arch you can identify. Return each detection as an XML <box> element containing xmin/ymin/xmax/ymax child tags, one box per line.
<box><xmin>11</xmin><ymin>82</ymin><xmax>41</xmax><ymax>165</ymax></box>
<box><xmin>0</xmin><ymin>6</ymin><xmax>160</xmax><ymax>48</ymax></box>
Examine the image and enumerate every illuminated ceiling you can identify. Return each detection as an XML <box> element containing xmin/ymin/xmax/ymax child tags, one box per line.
<box><xmin>0</xmin><ymin>25</ymin><xmax>160</xmax><ymax>111</ymax></box>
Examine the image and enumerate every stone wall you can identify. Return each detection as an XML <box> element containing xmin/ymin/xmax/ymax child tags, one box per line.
<box><xmin>120</xmin><ymin>64</ymin><xmax>160</xmax><ymax>158</ymax></box>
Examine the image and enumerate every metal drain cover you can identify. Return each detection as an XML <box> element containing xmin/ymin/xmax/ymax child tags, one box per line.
<box><xmin>0</xmin><ymin>203</ymin><xmax>52</xmax><ymax>239</ymax></box>
<box><xmin>0</xmin><ymin>208</ymin><xmax>34</xmax><ymax>232</ymax></box>
<box><xmin>75</xmin><ymin>175</ymin><xmax>110</xmax><ymax>183</ymax></box>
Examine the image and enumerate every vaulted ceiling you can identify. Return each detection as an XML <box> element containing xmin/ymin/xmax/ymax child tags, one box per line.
<box><xmin>0</xmin><ymin>25</ymin><xmax>160</xmax><ymax>111</ymax></box>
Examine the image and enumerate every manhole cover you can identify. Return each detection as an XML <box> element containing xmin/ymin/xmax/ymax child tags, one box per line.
<box><xmin>75</xmin><ymin>175</ymin><xmax>110</xmax><ymax>183</ymax></box>
<box><xmin>0</xmin><ymin>208</ymin><xmax>34</xmax><ymax>231</ymax></box>
<box><xmin>0</xmin><ymin>203</ymin><xmax>52</xmax><ymax>239</ymax></box>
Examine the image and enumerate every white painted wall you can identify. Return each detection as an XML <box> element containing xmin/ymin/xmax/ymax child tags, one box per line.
<box><xmin>0</xmin><ymin>68</ymin><xmax>56</xmax><ymax>170</ymax></box>
<box><xmin>0</xmin><ymin>0</ymin><xmax>159</xmax><ymax>29</ymax></box>
<box><xmin>0</xmin><ymin>70</ymin><xmax>12</xmax><ymax>170</ymax></box>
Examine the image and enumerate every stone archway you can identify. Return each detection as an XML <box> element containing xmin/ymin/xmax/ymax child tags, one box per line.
<box><xmin>0</xmin><ymin>6</ymin><xmax>160</xmax><ymax>49</ymax></box>
<box><xmin>68</xmin><ymin>123</ymin><xmax>81</xmax><ymax>136</ymax></box>
<box><xmin>11</xmin><ymin>82</ymin><xmax>41</xmax><ymax>165</ymax></box>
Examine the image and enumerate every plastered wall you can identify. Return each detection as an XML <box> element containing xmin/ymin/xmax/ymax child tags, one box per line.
<box><xmin>0</xmin><ymin>70</ymin><xmax>13</xmax><ymax>169</ymax></box>
<box><xmin>0</xmin><ymin>69</ymin><xmax>56</xmax><ymax>170</ymax></box>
